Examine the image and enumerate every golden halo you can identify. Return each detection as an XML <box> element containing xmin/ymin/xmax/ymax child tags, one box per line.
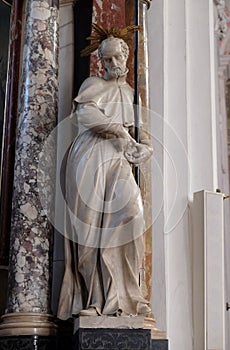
<box><xmin>81</xmin><ymin>23</ymin><xmax>142</xmax><ymax>57</ymax></box>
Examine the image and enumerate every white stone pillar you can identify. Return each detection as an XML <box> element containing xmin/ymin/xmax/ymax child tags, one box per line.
<box><xmin>193</xmin><ymin>190</ymin><xmax>225</xmax><ymax>350</ymax></box>
<box><xmin>52</xmin><ymin>0</ymin><xmax>75</xmax><ymax>315</ymax></box>
<box><xmin>148</xmin><ymin>0</ymin><xmax>166</xmax><ymax>333</ymax></box>
<box><xmin>149</xmin><ymin>0</ymin><xmax>220</xmax><ymax>349</ymax></box>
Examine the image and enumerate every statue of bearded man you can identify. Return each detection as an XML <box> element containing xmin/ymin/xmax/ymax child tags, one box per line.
<box><xmin>57</xmin><ymin>36</ymin><xmax>153</xmax><ymax>319</ymax></box>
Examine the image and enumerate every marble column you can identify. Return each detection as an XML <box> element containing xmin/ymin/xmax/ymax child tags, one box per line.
<box><xmin>0</xmin><ymin>0</ymin><xmax>23</xmax><ymax>267</ymax></box>
<box><xmin>0</xmin><ymin>0</ymin><xmax>59</xmax><ymax>337</ymax></box>
<box><xmin>137</xmin><ymin>0</ymin><xmax>153</xmax><ymax>304</ymax></box>
<box><xmin>125</xmin><ymin>0</ymin><xmax>153</xmax><ymax>304</ymax></box>
<box><xmin>0</xmin><ymin>0</ymin><xmax>22</xmax><ymax>319</ymax></box>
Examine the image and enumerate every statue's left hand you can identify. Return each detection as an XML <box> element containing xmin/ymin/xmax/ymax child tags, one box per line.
<box><xmin>124</xmin><ymin>142</ymin><xmax>153</xmax><ymax>165</ymax></box>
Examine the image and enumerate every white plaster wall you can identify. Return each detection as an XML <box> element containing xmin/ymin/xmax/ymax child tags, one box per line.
<box><xmin>149</xmin><ymin>0</ymin><xmax>220</xmax><ymax>349</ymax></box>
<box><xmin>58</xmin><ymin>3</ymin><xmax>74</xmax><ymax>120</ymax></box>
<box><xmin>163</xmin><ymin>1</ymin><xmax>193</xmax><ymax>348</ymax></box>
<box><xmin>149</xmin><ymin>1</ymin><xmax>193</xmax><ymax>348</ymax></box>
<box><xmin>193</xmin><ymin>191</ymin><xmax>225</xmax><ymax>350</ymax></box>
<box><xmin>186</xmin><ymin>1</ymin><xmax>218</xmax><ymax>193</ymax></box>
<box><xmin>148</xmin><ymin>0</ymin><xmax>166</xmax><ymax>332</ymax></box>
<box><xmin>52</xmin><ymin>1</ymin><xmax>74</xmax><ymax>314</ymax></box>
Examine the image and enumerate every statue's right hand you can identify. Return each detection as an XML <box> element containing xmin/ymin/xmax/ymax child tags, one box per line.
<box><xmin>124</xmin><ymin>142</ymin><xmax>153</xmax><ymax>165</ymax></box>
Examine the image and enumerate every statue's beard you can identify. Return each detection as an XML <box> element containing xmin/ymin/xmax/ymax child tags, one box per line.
<box><xmin>106</xmin><ymin>65</ymin><xmax>127</xmax><ymax>78</ymax></box>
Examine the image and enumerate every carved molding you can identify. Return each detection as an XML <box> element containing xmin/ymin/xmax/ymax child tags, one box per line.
<box><xmin>214</xmin><ymin>0</ymin><xmax>229</xmax><ymax>40</ymax></box>
<box><xmin>0</xmin><ymin>313</ymin><xmax>57</xmax><ymax>336</ymax></box>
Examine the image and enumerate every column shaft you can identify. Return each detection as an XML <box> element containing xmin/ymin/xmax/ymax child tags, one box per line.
<box><xmin>138</xmin><ymin>0</ymin><xmax>152</xmax><ymax>303</ymax></box>
<box><xmin>126</xmin><ymin>0</ymin><xmax>153</xmax><ymax>303</ymax></box>
<box><xmin>8</xmin><ymin>0</ymin><xmax>59</xmax><ymax>314</ymax></box>
<box><xmin>0</xmin><ymin>0</ymin><xmax>23</xmax><ymax>266</ymax></box>
<box><xmin>0</xmin><ymin>0</ymin><xmax>59</xmax><ymax>337</ymax></box>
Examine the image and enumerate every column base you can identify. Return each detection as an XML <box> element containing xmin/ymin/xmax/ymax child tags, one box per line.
<box><xmin>0</xmin><ymin>312</ymin><xmax>57</xmax><ymax>336</ymax></box>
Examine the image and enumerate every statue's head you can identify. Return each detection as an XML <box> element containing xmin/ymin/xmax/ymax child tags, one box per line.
<box><xmin>98</xmin><ymin>37</ymin><xmax>129</xmax><ymax>79</ymax></box>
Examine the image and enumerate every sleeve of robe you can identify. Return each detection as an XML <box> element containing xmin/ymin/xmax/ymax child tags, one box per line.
<box><xmin>73</xmin><ymin>76</ymin><xmax>139</xmax><ymax>141</ymax></box>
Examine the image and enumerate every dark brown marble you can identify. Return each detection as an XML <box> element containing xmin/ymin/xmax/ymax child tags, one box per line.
<box><xmin>125</xmin><ymin>0</ymin><xmax>135</xmax><ymax>87</ymax></box>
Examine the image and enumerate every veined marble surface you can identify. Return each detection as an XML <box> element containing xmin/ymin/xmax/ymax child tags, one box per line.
<box><xmin>8</xmin><ymin>0</ymin><xmax>59</xmax><ymax>314</ymax></box>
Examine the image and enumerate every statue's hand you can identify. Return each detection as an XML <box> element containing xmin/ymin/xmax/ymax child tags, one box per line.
<box><xmin>124</xmin><ymin>142</ymin><xmax>153</xmax><ymax>165</ymax></box>
<box><xmin>107</xmin><ymin>126</ymin><xmax>136</xmax><ymax>152</ymax></box>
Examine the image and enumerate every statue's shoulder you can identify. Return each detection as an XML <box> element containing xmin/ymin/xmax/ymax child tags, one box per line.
<box><xmin>79</xmin><ymin>76</ymin><xmax>106</xmax><ymax>92</ymax></box>
<box><xmin>74</xmin><ymin>76</ymin><xmax>107</xmax><ymax>104</ymax></box>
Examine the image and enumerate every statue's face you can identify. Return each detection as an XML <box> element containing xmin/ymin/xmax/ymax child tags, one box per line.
<box><xmin>101</xmin><ymin>40</ymin><xmax>127</xmax><ymax>79</ymax></box>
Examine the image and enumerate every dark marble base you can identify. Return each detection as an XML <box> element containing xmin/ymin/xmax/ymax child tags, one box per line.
<box><xmin>151</xmin><ymin>339</ymin><xmax>168</xmax><ymax>350</ymax></box>
<box><xmin>0</xmin><ymin>334</ymin><xmax>169</xmax><ymax>350</ymax></box>
<box><xmin>74</xmin><ymin>328</ymin><xmax>151</xmax><ymax>350</ymax></box>
<box><xmin>0</xmin><ymin>336</ymin><xmax>58</xmax><ymax>350</ymax></box>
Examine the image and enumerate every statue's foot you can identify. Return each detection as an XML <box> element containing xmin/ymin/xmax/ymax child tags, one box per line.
<box><xmin>113</xmin><ymin>305</ymin><xmax>152</xmax><ymax>317</ymax></box>
<box><xmin>79</xmin><ymin>307</ymin><xmax>98</xmax><ymax>316</ymax></box>
<box><xmin>137</xmin><ymin>303</ymin><xmax>152</xmax><ymax>315</ymax></box>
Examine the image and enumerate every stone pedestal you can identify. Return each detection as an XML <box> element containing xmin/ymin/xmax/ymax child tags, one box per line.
<box><xmin>74</xmin><ymin>315</ymin><xmax>146</xmax><ymax>331</ymax></box>
<box><xmin>151</xmin><ymin>339</ymin><xmax>168</xmax><ymax>350</ymax></box>
<box><xmin>74</xmin><ymin>328</ymin><xmax>151</xmax><ymax>350</ymax></box>
<box><xmin>73</xmin><ymin>316</ymin><xmax>169</xmax><ymax>350</ymax></box>
<box><xmin>73</xmin><ymin>328</ymin><xmax>169</xmax><ymax>350</ymax></box>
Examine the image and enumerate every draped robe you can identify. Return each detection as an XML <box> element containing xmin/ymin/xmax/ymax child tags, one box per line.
<box><xmin>57</xmin><ymin>75</ymin><xmax>150</xmax><ymax>319</ymax></box>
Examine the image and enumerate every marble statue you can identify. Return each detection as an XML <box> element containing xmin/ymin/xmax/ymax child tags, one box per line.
<box><xmin>57</xmin><ymin>34</ymin><xmax>153</xmax><ymax>319</ymax></box>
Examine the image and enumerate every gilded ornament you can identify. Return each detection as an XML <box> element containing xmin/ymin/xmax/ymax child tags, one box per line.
<box><xmin>81</xmin><ymin>23</ymin><xmax>142</xmax><ymax>57</ymax></box>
